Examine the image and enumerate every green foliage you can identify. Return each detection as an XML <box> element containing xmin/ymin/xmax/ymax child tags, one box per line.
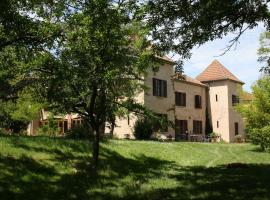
<box><xmin>11</xmin><ymin>89</ymin><xmax>44</xmax><ymax>122</ymax></box>
<box><xmin>0</xmin><ymin>88</ymin><xmax>45</xmax><ymax>133</ymax></box>
<box><xmin>144</xmin><ymin>0</ymin><xmax>270</xmax><ymax>59</ymax></box>
<box><xmin>29</xmin><ymin>0</ymin><xmax>156</xmax><ymax>165</ymax></box>
<box><xmin>66</xmin><ymin>124</ymin><xmax>93</xmax><ymax>140</ymax></box>
<box><xmin>134</xmin><ymin>119</ymin><xmax>154</xmax><ymax>140</ymax></box>
<box><xmin>258</xmin><ymin>32</ymin><xmax>270</xmax><ymax>74</ymax></box>
<box><xmin>237</xmin><ymin>77</ymin><xmax>270</xmax><ymax>150</ymax></box>
<box><xmin>247</xmin><ymin>126</ymin><xmax>270</xmax><ymax>151</ymax></box>
<box><xmin>37</xmin><ymin>116</ymin><xmax>59</xmax><ymax>136</ymax></box>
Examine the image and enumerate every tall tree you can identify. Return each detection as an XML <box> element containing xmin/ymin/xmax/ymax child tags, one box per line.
<box><xmin>34</xmin><ymin>0</ymin><xmax>154</xmax><ymax>167</ymax></box>
<box><xmin>0</xmin><ymin>0</ymin><xmax>66</xmax><ymax>100</ymax></box>
<box><xmin>258</xmin><ymin>32</ymin><xmax>270</xmax><ymax>74</ymax></box>
<box><xmin>143</xmin><ymin>0</ymin><xmax>270</xmax><ymax>59</ymax></box>
<box><xmin>237</xmin><ymin>77</ymin><xmax>270</xmax><ymax>151</ymax></box>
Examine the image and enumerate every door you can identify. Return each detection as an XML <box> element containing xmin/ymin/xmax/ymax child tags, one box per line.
<box><xmin>175</xmin><ymin>120</ymin><xmax>188</xmax><ymax>141</ymax></box>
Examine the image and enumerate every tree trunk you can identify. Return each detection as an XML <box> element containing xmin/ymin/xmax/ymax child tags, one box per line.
<box><xmin>110</xmin><ymin>119</ymin><xmax>115</xmax><ymax>138</ymax></box>
<box><xmin>92</xmin><ymin>128</ymin><xmax>100</xmax><ymax>169</ymax></box>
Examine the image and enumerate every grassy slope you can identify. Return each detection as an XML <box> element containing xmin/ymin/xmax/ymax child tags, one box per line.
<box><xmin>0</xmin><ymin>136</ymin><xmax>270</xmax><ymax>200</ymax></box>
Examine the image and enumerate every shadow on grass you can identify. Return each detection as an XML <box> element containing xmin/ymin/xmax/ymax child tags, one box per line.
<box><xmin>1</xmin><ymin>137</ymin><xmax>270</xmax><ymax>199</ymax></box>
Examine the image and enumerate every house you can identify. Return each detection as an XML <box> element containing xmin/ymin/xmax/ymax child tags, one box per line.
<box><xmin>27</xmin><ymin>109</ymin><xmax>83</xmax><ymax>135</ymax></box>
<box><xmin>112</xmin><ymin>59</ymin><xmax>245</xmax><ymax>142</ymax></box>
<box><xmin>28</xmin><ymin>59</ymin><xmax>245</xmax><ymax>143</ymax></box>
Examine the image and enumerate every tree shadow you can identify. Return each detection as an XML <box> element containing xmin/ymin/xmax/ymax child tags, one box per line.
<box><xmin>1</xmin><ymin>136</ymin><xmax>270</xmax><ymax>200</ymax></box>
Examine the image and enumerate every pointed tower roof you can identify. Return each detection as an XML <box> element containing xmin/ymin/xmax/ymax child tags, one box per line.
<box><xmin>196</xmin><ymin>60</ymin><xmax>244</xmax><ymax>84</ymax></box>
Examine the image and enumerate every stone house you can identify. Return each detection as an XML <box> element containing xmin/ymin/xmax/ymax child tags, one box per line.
<box><xmin>28</xmin><ymin>59</ymin><xmax>245</xmax><ymax>142</ymax></box>
<box><xmin>112</xmin><ymin>59</ymin><xmax>245</xmax><ymax>142</ymax></box>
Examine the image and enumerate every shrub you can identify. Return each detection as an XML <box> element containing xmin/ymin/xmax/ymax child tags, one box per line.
<box><xmin>235</xmin><ymin>135</ymin><xmax>244</xmax><ymax>143</ymax></box>
<box><xmin>134</xmin><ymin>119</ymin><xmax>153</xmax><ymax>140</ymax></box>
<box><xmin>37</xmin><ymin>117</ymin><xmax>59</xmax><ymax>136</ymax></box>
<box><xmin>66</xmin><ymin>124</ymin><xmax>93</xmax><ymax>140</ymax></box>
<box><xmin>248</xmin><ymin>126</ymin><xmax>270</xmax><ymax>151</ymax></box>
<box><xmin>0</xmin><ymin>128</ymin><xmax>12</xmax><ymax>135</ymax></box>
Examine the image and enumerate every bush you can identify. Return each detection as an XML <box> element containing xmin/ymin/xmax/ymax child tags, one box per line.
<box><xmin>66</xmin><ymin>124</ymin><xmax>93</xmax><ymax>140</ymax></box>
<box><xmin>37</xmin><ymin>117</ymin><xmax>59</xmax><ymax>136</ymax></box>
<box><xmin>0</xmin><ymin>128</ymin><xmax>12</xmax><ymax>135</ymax></box>
<box><xmin>134</xmin><ymin>119</ymin><xmax>153</xmax><ymax>140</ymax></box>
<box><xmin>248</xmin><ymin>126</ymin><xmax>270</xmax><ymax>151</ymax></box>
<box><xmin>235</xmin><ymin>135</ymin><xmax>244</xmax><ymax>143</ymax></box>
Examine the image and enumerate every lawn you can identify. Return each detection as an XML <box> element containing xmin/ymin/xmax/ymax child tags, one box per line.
<box><xmin>0</xmin><ymin>136</ymin><xmax>270</xmax><ymax>200</ymax></box>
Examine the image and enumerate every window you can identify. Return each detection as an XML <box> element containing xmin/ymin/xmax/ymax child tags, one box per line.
<box><xmin>175</xmin><ymin>92</ymin><xmax>186</xmax><ymax>106</ymax></box>
<box><xmin>232</xmin><ymin>95</ymin><xmax>240</xmax><ymax>106</ymax></box>
<box><xmin>217</xmin><ymin>121</ymin><xmax>219</xmax><ymax>128</ymax></box>
<box><xmin>193</xmin><ymin>120</ymin><xmax>202</xmax><ymax>134</ymax></box>
<box><xmin>195</xmin><ymin>95</ymin><xmax>202</xmax><ymax>108</ymax></box>
<box><xmin>153</xmin><ymin>78</ymin><xmax>167</xmax><ymax>97</ymax></box>
<box><xmin>127</xmin><ymin>114</ymin><xmax>130</xmax><ymax>125</ymax></box>
<box><xmin>235</xmin><ymin>122</ymin><xmax>239</xmax><ymax>135</ymax></box>
<box><xmin>153</xmin><ymin>114</ymin><xmax>168</xmax><ymax>132</ymax></box>
<box><xmin>175</xmin><ymin>120</ymin><xmax>188</xmax><ymax>137</ymax></box>
<box><xmin>216</xmin><ymin>94</ymin><xmax>218</xmax><ymax>102</ymax></box>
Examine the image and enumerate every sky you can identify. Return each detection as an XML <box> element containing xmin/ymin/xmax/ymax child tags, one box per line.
<box><xmin>173</xmin><ymin>25</ymin><xmax>266</xmax><ymax>92</ymax></box>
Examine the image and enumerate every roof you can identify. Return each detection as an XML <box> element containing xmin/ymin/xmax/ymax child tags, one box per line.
<box><xmin>156</xmin><ymin>55</ymin><xmax>177</xmax><ymax>65</ymax></box>
<box><xmin>241</xmin><ymin>91</ymin><xmax>253</xmax><ymax>102</ymax></box>
<box><xmin>173</xmin><ymin>73</ymin><xmax>207</xmax><ymax>87</ymax></box>
<box><xmin>196</xmin><ymin>60</ymin><xmax>244</xmax><ymax>84</ymax></box>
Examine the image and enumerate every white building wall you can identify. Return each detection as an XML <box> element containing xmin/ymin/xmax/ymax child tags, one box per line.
<box><xmin>206</xmin><ymin>80</ymin><xmax>230</xmax><ymax>142</ymax></box>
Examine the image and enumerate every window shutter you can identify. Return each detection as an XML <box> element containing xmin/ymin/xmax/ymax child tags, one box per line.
<box><xmin>175</xmin><ymin>92</ymin><xmax>179</xmax><ymax>105</ymax></box>
<box><xmin>163</xmin><ymin>80</ymin><xmax>167</xmax><ymax>97</ymax></box>
<box><xmin>153</xmin><ymin>78</ymin><xmax>156</xmax><ymax>96</ymax></box>
<box><xmin>195</xmin><ymin>95</ymin><xmax>202</xmax><ymax>108</ymax></box>
<box><xmin>183</xmin><ymin>93</ymin><xmax>186</xmax><ymax>106</ymax></box>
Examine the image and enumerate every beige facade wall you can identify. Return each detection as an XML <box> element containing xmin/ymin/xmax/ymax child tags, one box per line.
<box><xmin>227</xmin><ymin>81</ymin><xmax>245</xmax><ymax>141</ymax></box>
<box><xmin>174</xmin><ymin>81</ymin><xmax>206</xmax><ymax>136</ymax></box>
<box><xmin>206</xmin><ymin>80</ymin><xmax>230</xmax><ymax>142</ymax></box>
<box><xmin>112</xmin><ymin>91</ymin><xmax>144</xmax><ymax>139</ymax></box>
<box><xmin>103</xmin><ymin>61</ymin><xmax>246</xmax><ymax>143</ymax></box>
<box><xmin>206</xmin><ymin>80</ymin><xmax>244</xmax><ymax>142</ymax></box>
<box><xmin>144</xmin><ymin>63</ymin><xmax>175</xmax><ymax>137</ymax></box>
<box><xmin>27</xmin><ymin>119</ymin><xmax>40</xmax><ymax>135</ymax></box>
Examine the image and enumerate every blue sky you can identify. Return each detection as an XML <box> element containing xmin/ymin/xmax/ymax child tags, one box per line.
<box><xmin>174</xmin><ymin>25</ymin><xmax>266</xmax><ymax>92</ymax></box>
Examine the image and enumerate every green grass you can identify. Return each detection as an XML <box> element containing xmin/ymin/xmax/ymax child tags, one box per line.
<box><xmin>0</xmin><ymin>136</ymin><xmax>270</xmax><ymax>200</ymax></box>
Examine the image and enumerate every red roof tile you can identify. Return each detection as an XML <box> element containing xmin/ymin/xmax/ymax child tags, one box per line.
<box><xmin>173</xmin><ymin>73</ymin><xmax>207</xmax><ymax>87</ymax></box>
<box><xmin>196</xmin><ymin>60</ymin><xmax>244</xmax><ymax>84</ymax></box>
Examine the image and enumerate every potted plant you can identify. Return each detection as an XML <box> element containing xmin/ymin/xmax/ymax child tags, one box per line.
<box><xmin>235</xmin><ymin>135</ymin><xmax>243</xmax><ymax>143</ymax></box>
<box><xmin>210</xmin><ymin>132</ymin><xmax>219</xmax><ymax>142</ymax></box>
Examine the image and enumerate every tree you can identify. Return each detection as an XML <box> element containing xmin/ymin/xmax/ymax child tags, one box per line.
<box><xmin>237</xmin><ymin>77</ymin><xmax>270</xmax><ymax>151</ymax></box>
<box><xmin>33</xmin><ymin>0</ymin><xmax>155</xmax><ymax>167</ymax></box>
<box><xmin>0</xmin><ymin>0</ymin><xmax>66</xmax><ymax>101</ymax></box>
<box><xmin>258</xmin><ymin>32</ymin><xmax>270</xmax><ymax>74</ymax></box>
<box><xmin>143</xmin><ymin>0</ymin><xmax>270</xmax><ymax>59</ymax></box>
<box><xmin>0</xmin><ymin>88</ymin><xmax>45</xmax><ymax>133</ymax></box>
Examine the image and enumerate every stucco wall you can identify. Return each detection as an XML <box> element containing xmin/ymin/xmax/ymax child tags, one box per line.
<box><xmin>144</xmin><ymin>63</ymin><xmax>175</xmax><ymax>137</ymax></box>
<box><xmin>206</xmin><ymin>80</ymin><xmax>230</xmax><ymax>142</ymax></box>
<box><xmin>112</xmin><ymin>91</ymin><xmax>144</xmax><ymax>139</ymax></box>
<box><xmin>174</xmin><ymin>81</ymin><xmax>206</xmax><ymax>136</ymax></box>
<box><xmin>112</xmin><ymin>62</ymin><xmax>176</xmax><ymax>138</ymax></box>
<box><xmin>206</xmin><ymin>80</ymin><xmax>244</xmax><ymax>142</ymax></box>
<box><xmin>227</xmin><ymin>81</ymin><xmax>245</xmax><ymax>141</ymax></box>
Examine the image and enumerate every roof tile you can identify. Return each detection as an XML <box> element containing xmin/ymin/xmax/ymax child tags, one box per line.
<box><xmin>196</xmin><ymin>60</ymin><xmax>244</xmax><ymax>84</ymax></box>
